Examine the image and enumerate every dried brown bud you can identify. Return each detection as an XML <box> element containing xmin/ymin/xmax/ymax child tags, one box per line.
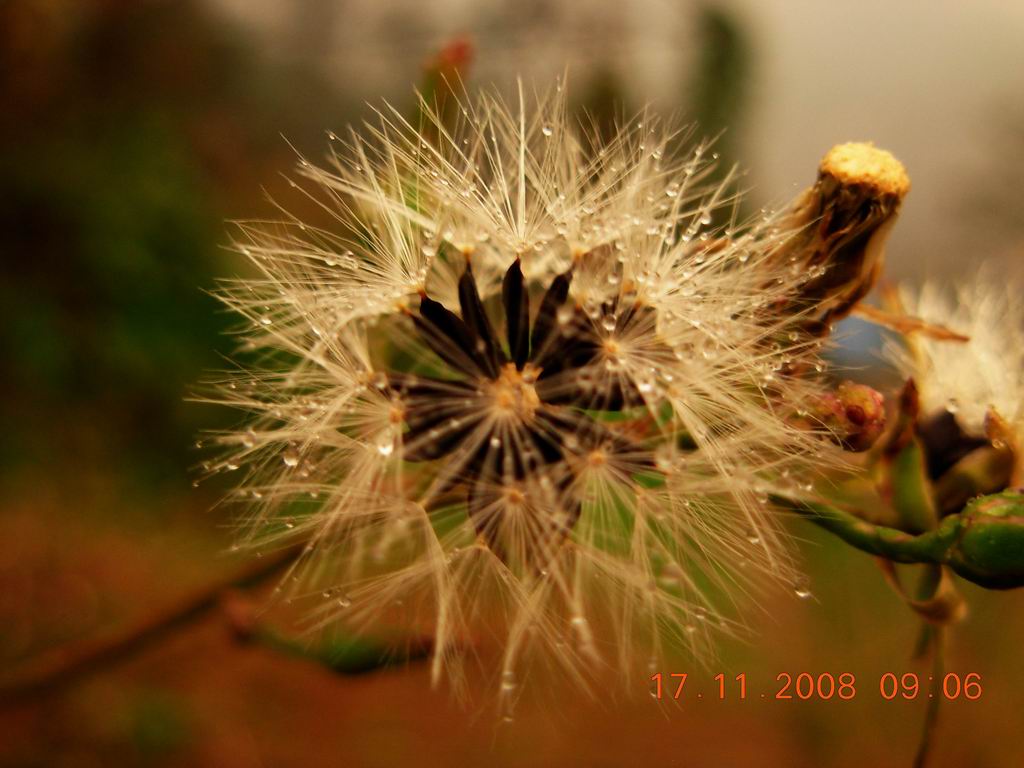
<box><xmin>782</xmin><ymin>142</ymin><xmax>910</xmax><ymax>333</ymax></box>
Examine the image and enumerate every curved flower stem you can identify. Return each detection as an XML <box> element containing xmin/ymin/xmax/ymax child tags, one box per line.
<box><xmin>773</xmin><ymin>495</ymin><xmax>959</xmax><ymax>564</ymax></box>
<box><xmin>0</xmin><ymin>543</ymin><xmax>305</xmax><ymax>708</ymax></box>
<box><xmin>773</xmin><ymin>494</ymin><xmax>1024</xmax><ymax>590</ymax></box>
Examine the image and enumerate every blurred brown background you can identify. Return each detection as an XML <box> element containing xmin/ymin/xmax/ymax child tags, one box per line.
<box><xmin>1</xmin><ymin>1</ymin><xmax>1023</xmax><ymax>766</ymax></box>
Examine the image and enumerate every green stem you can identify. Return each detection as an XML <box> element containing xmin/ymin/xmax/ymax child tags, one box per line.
<box><xmin>774</xmin><ymin>495</ymin><xmax>1024</xmax><ymax>589</ymax></box>
<box><xmin>913</xmin><ymin>628</ymin><xmax>945</xmax><ymax>768</ymax></box>
<box><xmin>776</xmin><ymin>495</ymin><xmax>960</xmax><ymax>564</ymax></box>
<box><xmin>911</xmin><ymin>567</ymin><xmax>940</xmax><ymax>659</ymax></box>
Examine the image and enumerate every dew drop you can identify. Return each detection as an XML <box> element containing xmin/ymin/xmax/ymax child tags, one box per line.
<box><xmin>377</xmin><ymin>438</ymin><xmax>395</xmax><ymax>457</ymax></box>
<box><xmin>793</xmin><ymin>579</ymin><xmax>813</xmax><ymax>600</ymax></box>
<box><xmin>501</xmin><ymin>669</ymin><xmax>517</xmax><ymax>693</ymax></box>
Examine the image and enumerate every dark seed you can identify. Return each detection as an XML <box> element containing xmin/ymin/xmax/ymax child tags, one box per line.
<box><xmin>458</xmin><ymin>260</ymin><xmax>504</xmax><ymax>376</ymax></box>
<box><xmin>530</xmin><ymin>268</ymin><xmax>573</xmax><ymax>364</ymax></box>
<box><xmin>502</xmin><ymin>259</ymin><xmax>530</xmax><ymax>370</ymax></box>
<box><xmin>415</xmin><ymin>295</ymin><xmax>490</xmax><ymax>378</ymax></box>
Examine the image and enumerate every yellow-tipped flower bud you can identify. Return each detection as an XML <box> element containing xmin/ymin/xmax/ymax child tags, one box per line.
<box><xmin>783</xmin><ymin>142</ymin><xmax>909</xmax><ymax>333</ymax></box>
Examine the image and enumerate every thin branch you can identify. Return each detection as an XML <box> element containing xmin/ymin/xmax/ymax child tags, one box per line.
<box><xmin>0</xmin><ymin>543</ymin><xmax>304</xmax><ymax>708</ymax></box>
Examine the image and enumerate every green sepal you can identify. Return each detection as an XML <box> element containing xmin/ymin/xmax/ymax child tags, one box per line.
<box><xmin>884</xmin><ymin>436</ymin><xmax>939</xmax><ymax>534</ymax></box>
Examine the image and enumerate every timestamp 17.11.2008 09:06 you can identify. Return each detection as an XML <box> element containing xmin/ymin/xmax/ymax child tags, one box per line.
<box><xmin>648</xmin><ymin>672</ymin><xmax>983</xmax><ymax>702</ymax></box>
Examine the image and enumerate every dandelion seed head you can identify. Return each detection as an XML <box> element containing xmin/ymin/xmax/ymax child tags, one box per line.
<box><xmin>888</xmin><ymin>280</ymin><xmax>1024</xmax><ymax>437</ymax></box>
<box><xmin>201</xmin><ymin>82</ymin><xmax>838</xmax><ymax>707</ymax></box>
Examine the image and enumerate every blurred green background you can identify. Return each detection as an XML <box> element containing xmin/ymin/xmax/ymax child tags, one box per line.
<box><xmin>1</xmin><ymin>1</ymin><xmax>1023</xmax><ymax>766</ymax></box>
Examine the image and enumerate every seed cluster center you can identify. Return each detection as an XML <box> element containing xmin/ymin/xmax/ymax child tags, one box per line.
<box><xmin>490</xmin><ymin>363</ymin><xmax>541</xmax><ymax>421</ymax></box>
